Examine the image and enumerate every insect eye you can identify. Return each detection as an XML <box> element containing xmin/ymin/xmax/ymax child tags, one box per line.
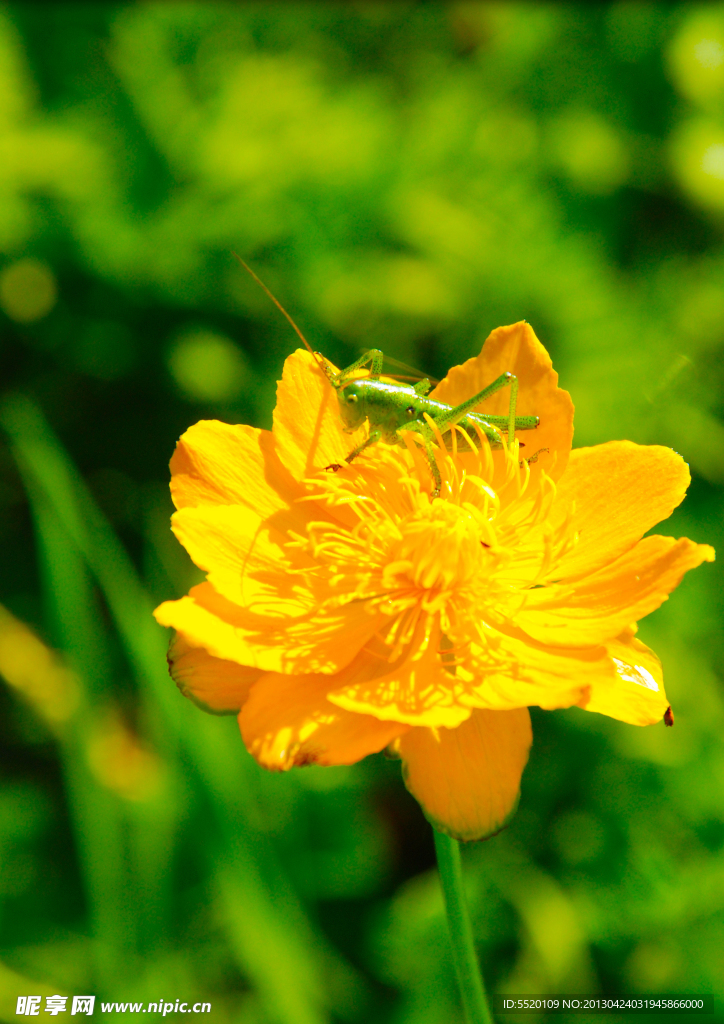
<box><xmin>346</xmin><ymin>393</ymin><xmax>358</xmax><ymax>404</ymax></box>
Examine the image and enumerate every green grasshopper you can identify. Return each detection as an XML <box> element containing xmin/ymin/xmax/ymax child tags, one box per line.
<box><xmin>317</xmin><ymin>348</ymin><xmax>539</xmax><ymax>496</ymax></box>
<box><xmin>235</xmin><ymin>256</ymin><xmax>540</xmax><ymax>497</ymax></box>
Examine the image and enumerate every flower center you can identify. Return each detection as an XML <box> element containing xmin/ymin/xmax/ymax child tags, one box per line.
<box><xmin>392</xmin><ymin>503</ymin><xmax>486</xmax><ymax>591</ymax></box>
<box><xmin>289</xmin><ymin>437</ymin><xmax>568</xmax><ymax>640</ymax></box>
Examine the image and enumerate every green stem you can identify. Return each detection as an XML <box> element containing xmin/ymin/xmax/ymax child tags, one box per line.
<box><xmin>434</xmin><ymin>829</ymin><xmax>494</xmax><ymax>1024</ymax></box>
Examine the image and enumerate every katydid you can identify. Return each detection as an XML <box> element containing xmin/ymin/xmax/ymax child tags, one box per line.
<box><xmin>316</xmin><ymin>348</ymin><xmax>539</xmax><ymax>496</ymax></box>
<box><xmin>234</xmin><ymin>255</ymin><xmax>540</xmax><ymax>497</ymax></box>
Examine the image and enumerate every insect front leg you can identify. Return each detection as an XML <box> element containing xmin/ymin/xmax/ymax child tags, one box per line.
<box><xmin>325</xmin><ymin>428</ymin><xmax>382</xmax><ymax>474</ymax></box>
<box><xmin>333</xmin><ymin>349</ymin><xmax>384</xmax><ymax>386</ymax></box>
<box><xmin>345</xmin><ymin>427</ymin><xmax>382</xmax><ymax>463</ymax></box>
<box><xmin>421</xmin><ymin>437</ymin><xmax>442</xmax><ymax>498</ymax></box>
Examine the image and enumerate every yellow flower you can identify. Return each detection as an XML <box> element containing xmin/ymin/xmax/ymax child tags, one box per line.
<box><xmin>154</xmin><ymin>323</ymin><xmax>714</xmax><ymax>841</ymax></box>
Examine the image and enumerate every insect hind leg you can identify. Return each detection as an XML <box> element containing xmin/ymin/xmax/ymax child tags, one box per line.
<box><xmin>506</xmin><ymin>375</ymin><xmax>518</xmax><ymax>450</ymax></box>
<box><xmin>436</xmin><ymin>372</ymin><xmax>521</xmax><ymax>452</ymax></box>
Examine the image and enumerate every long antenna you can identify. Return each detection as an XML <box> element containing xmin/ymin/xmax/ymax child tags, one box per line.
<box><xmin>232</xmin><ymin>253</ymin><xmax>323</xmax><ymax>369</ymax></box>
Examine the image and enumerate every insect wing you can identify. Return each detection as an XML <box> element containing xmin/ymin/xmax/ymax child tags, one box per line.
<box><xmin>358</xmin><ymin>350</ymin><xmax>439</xmax><ymax>386</ymax></box>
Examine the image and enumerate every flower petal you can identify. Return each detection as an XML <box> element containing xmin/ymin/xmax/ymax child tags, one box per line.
<box><xmin>393</xmin><ymin>708</ymin><xmax>532</xmax><ymax>841</ymax></box>
<box><xmin>154</xmin><ymin>582</ymin><xmax>383</xmax><ymax>675</ymax></box>
<box><xmin>167</xmin><ymin>632</ymin><xmax>262</xmax><ymax>714</ymax></box>
<box><xmin>577</xmin><ymin>628</ymin><xmax>669</xmax><ymax>726</ymax></box>
<box><xmin>520</xmin><ymin>535</ymin><xmax>715</xmax><ymax>646</ymax></box>
<box><xmin>548</xmin><ymin>442</ymin><xmax>692</xmax><ymax>582</ymax></box>
<box><xmin>456</xmin><ymin>625</ymin><xmax>616</xmax><ymax>712</ymax></box>
<box><xmin>155</xmin><ymin>585</ymin><xmax>269</xmax><ymax>667</ymax></box>
<box><xmin>429</xmin><ymin>321</ymin><xmax>574</xmax><ymax>481</ymax></box>
<box><xmin>328</xmin><ymin>620</ymin><xmax>472</xmax><ymax>728</ymax></box>
<box><xmin>239</xmin><ymin>671</ymin><xmax>409</xmax><ymax>770</ymax></box>
<box><xmin>170</xmin><ymin>420</ymin><xmax>302</xmax><ymax>515</ymax></box>
<box><xmin>171</xmin><ymin>503</ymin><xmax>310</xmax><ymax>612</ymax></box>
<box><xmin>273</xmin><ymin>350</ymin><xmax>368</xmax><ymax>481</ymax></box>
<box><xmin>328</xmin><ymin>615</ymin><xmax>617</xmax><ymax>724</ymax></box>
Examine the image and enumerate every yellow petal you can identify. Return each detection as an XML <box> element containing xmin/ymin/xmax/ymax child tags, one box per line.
<box><xmin>170</xmin><ymin>419</ymin><xmax>302</xmax><ymax>514</ymax></box>
<box><xmin>393</xmin><ymin>708</ymin><xmax>532</xmax><ymax>841</ymax></box>
<box><xmin>429</xmin><ymin>321</ymin><xmax>574</xmax><ymax>482</ymax></box>
<box><xmin>167</xmin><ymin>632</ymin><xmax>262</xmax><ymax>714</ymax></box>
<box><xmin>521</xmin><ymin>535</ymin><xmax>715</xmax><ymax>646</ymax></box>
<box><xmin>548</xmin><ymin>442</ymin><xmax>692</xmax><ymax>582</ymax></box>
<box><xmin>155</xmin><ymin>585</ymin><xmax>276</xmax><ymax>669</ymax></box>
<box><xmin>457</xmin><ymin>625</ymin><xmax>616</xmax><ymax>712</ymax></box>
<box><xmin>329</xmin><ymin>616</ymin><xmax>615</xmax><ymax>725</ymax></box>
<box><xmin>154</xmin><ymin>582</ymin><xmax>383</xmax><ymax>675</ymax></box>
<box><xmin>272</xmin><ymin>350</ymin><xmax>368</xmax><ymax>480</ymax></box>
<box><xmin>239</xmin><ymin>671</ymin><xmax>409</xmax><ymax>770</ymax></box>
<box><xmin>328</xmin><ymin>620</ymin><xmax>472</xmax><ymax>728</ymax></box>
<box><xmin>578</xmin><ymin>628</ymin><xmax>670</xmax><ymax>726</ymax></box>
<box><xmin>171</xmin><ymin>503</ymin><xmax>310</xmax><ymax>611</ymax></box>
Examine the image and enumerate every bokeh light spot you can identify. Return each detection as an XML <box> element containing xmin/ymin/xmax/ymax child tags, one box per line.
<box><xmin>168</xmin><ymin>329</ymin><xmax>248</xmax><ymax>402</ymax></box>
<box><xmin>384</xmin><ymin>257</ymin><xmax>454</xmax><ymax>317</ymax></box>
<box><xmin>701</xmin><ymin>142</ymin><xmax>724</xmax><ymax>180</ymax></box>
<box><xmin>694</xmin><ymin>38</ymin><xmax>724</xmax><ymax>69</ymax></box>
<box><xmin>626</xmin><ymin>940</ymin><xmax>681</xmax><ymax>990</ymax></box>
<box><xmin>548</xmin><ymin>111</ymin><xmax>629</xmax><ymax>195</ymax></box>
<box><xmin>667</xmin><ymin>12</ymin><xmax>724</xmax><ymax>105</ymax></box>
<box><xmin>0</xmin><ymin>259</ymin><xmax>57</xmax><ymax>324</ymax></box>
<box><xmin>669</xmin><ymin>119</ymin><xmax>724</xmax><ymax>212</ymax></box>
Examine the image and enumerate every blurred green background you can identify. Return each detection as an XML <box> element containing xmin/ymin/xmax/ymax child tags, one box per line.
<box><xmin>0</xmin><ymin>3</ymin><xmax>723</xmax><ymax>1022</ymax></box>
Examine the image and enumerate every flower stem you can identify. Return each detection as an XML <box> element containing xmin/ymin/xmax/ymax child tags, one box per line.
<box><xmin>433</xmin><ymin>829</ymin><xmax>494</xmax><ymax>1024</ymax></box>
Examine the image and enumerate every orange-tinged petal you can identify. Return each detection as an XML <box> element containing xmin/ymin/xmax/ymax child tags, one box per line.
<box><xmin>154</xmin><ymin>583</ymin><xmax>384</xmax><ymax>675</ymax></box>
<box><xmin>329</xmin><ymin>617</ymin><xmax>615</xmax><ymax>725</ymax></box>
<box><xmin>273</xmin><ymin>350</ymin><xmax>368</xmax><ymax>481</ymax></box>
<box><xmin>548</xmin><ymin>442</ymin><xmax>692</xmax><ymax>582</ymax></box>
<box><xmin>520</xmin><ymin>535</ymin><xmax>715</xmax><ymax>646</ymax></box>
<box><xmin>170</xmin><ymin>420</ymin><xmax>302</xmax><ymax>514</ymax></box>
<box><xmin>429</xmin><ymin>321</ymin><xmax>574</xmax><ymax>481</ymax></box>
<box><xmin>393</xmin><ymin>708</ymin><xmax>532</xmax><ymax>841</ymax></box>
<box><xmin>168</xmin><ymin>632</ymin><xmax>262</xmax><ymax>714</ymax></box>
<box><xmin>577</xmin><ymin>628</ymin><xmax>669</xmax><ymax>726</ymax></box>
<box><xmin>239</xmin><ymin>671</ymin><xmax>409</xmax><ymax>770</ymax></box>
